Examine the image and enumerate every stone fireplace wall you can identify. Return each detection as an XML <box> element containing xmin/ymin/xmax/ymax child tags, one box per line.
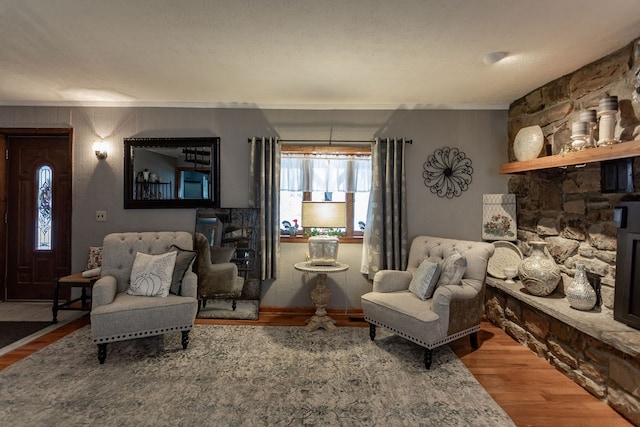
<box><xmin>507</xmin><ymin>163</ymin><xmax>639</xmax><ymax>308</ymax></box>
<box><xmin>507</xmin><ymin>38</ymin><xmax>640</xmax><ymax>308</ymax></box>
<box><xmin>497</xmin><ymin>37</ymin><xmax>640</xmax><ymax>423</ymax></box>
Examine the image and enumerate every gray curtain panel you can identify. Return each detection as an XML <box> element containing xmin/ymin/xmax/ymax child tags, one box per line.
<box><xmin>361</xmin><ymin>137</ymin><xmax>409</xmax><ymax>279</ymax></box>
<box><xmin>249</xmin><ymin>136</ymin><xmax>281</xmax><ymax>280</ymax></box>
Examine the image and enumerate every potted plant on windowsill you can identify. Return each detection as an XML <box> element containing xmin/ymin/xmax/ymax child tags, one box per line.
<box><xmin>304</xmin><ymin>228</ymin><xmax>346</xmax><ymax>238</ymax></box>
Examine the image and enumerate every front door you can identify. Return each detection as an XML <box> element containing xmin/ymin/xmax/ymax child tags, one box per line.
<box><xmin>4</xmin><ymin>132</ymin><xmax>72</xmax><ymax>300</ymax></box>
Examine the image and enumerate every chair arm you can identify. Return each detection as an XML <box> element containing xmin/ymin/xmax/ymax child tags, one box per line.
<box><xmin>91</xmin><ymin>276</ymin><xmax>117</xmax><ymax>309</ymax></box>
<box><xmin>372</xmin><ymin>270</ymin><xmax>412</xmax><ymax>293</ymax></box>
<box><xmin>432</xmin><ymin>278</ymin><xmax>482</xmax><ymax>307</ymax></box>
<box><xmin>431</xmin><ymin>278</ymin><xmax>483</xmax><ymax>332</ymax></box>
<box><xmin>180</xmin><ymin>270</ymin><xmax>198</xmax><ymax>298</ymax></box>
<box><xmin>197</xmin><ymin>262</ymin><xmax>240</xmax><ymax>295</ymax></box>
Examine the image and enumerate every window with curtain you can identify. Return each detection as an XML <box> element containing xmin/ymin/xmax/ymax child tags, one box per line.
<box><xmin>280</xmin><ymin>146</ymin><xmax>371</xmax><ymax>237</ymax></box>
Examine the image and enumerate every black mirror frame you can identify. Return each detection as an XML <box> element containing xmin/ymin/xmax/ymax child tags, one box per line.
<box><xmin>124</xmin><ymin>137</ymin><xmax>221</xmax><ymax>209</ymax></box>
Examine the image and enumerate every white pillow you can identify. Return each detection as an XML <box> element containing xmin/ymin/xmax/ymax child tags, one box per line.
<box><xmin>127</xmin><ymin>251</ymin><xmax>177</xmax><ymax>297</ymax></box>
<box><xmin>437</xmin><ymin>248</ymin><xmax>467</xmax><ymax>287</ymax></box>
<box><xmin>408</xmin><ymin>259</ymin><xmax>441</xmax><ymax>300</ymax></box>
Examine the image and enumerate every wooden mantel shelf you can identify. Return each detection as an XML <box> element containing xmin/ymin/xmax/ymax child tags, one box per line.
<box><xmin>500</xmin><ymin>139</ymin><xmax>640</xmax><ymax>174</ymax></box>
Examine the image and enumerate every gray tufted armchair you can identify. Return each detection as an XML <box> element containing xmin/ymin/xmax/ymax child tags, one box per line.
<box><xmin>90</xmin><ymin>231</ymin><xmax>199</xmax><ymax>363</ymax></box>
<box><xmin>361</xmin><ymin>235</ymin><xmax>495</xmax><ymax>369</ymax></box>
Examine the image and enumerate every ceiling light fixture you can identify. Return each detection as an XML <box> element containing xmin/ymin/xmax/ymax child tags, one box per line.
<box><xmin>482</xmin><ymin>51</ymin><xmax>507</xmax><ymax>65</ymax></box>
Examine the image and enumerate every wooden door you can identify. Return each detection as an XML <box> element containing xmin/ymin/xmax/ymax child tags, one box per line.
<box><xmin>4</xmin><ymin>132</ymin><xmax>72</xmax><ymax>300</ymax></box>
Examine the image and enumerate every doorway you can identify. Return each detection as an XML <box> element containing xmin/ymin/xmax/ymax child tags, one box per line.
<box><xmin>1</xmin><ymin>129</ymin><xmax>73</xmax><ymax>300</ymax></box>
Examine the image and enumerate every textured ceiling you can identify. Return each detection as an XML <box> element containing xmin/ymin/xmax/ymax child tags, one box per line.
<box><xmin>1</xmin><ymin>0</ymin><xmax>640</xmax><ymax>110</ymax></box>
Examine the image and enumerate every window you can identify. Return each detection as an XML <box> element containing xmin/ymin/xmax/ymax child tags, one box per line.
<box><xmin>36</xmin><ymin>164</ymin><xmax>53</xmax><ymax>250</ymax></box>
<box><xmin>280</xmin><ymin>146</ymin><xmax>371</xmax><ymax>238</ymax></box>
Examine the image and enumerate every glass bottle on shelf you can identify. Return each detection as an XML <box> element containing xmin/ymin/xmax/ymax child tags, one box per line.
<box><xmin>566</xmin><ymin>263</ymin><xmax>597</xmax><ymax>311</ymax></box>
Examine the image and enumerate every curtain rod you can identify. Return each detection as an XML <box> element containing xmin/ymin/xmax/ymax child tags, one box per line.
<box><xmin>247</xmin><ymin>138</ymin><xmax>412</xmax><ymax>144</ymax></box>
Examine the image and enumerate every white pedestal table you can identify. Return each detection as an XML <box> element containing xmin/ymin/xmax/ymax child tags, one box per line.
<box><xmin>294</xmin><ymin>261</ymin><xmax>349</xmax><ymax>332</ymax></box>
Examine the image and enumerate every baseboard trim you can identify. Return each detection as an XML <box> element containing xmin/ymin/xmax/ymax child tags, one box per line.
<box><xmin>259</xmin><ymin>306</ymin><xmax>364</xmax><ymax>317</ymax></box>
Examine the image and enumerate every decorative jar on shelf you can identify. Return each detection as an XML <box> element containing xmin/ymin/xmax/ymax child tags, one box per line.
<box><xmin>518</xmin><ymin>241</ymin><xmax>561</xmax><ymax>296</ymax></box>
<box><xmin>566</xmin><ymin>263</ymin><xmax>597</xmax><ymax>311</ymax></box>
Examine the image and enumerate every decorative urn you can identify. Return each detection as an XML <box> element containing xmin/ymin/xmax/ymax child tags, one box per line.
<box><xmin>518</xmin><ymin>241</ymin><xmax>561</xmax><ymax>296</ymax></box>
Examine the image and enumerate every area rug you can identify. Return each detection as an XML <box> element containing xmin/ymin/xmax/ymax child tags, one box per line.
<box><xmin>0</xmin><ymin>321</ymin><xmax>51</xmax><ymax>348</ymax></box>
<box><xmin>0</xmin><ymin>325</ymin><xmax>514</xmax><ymax>426</ymax></box>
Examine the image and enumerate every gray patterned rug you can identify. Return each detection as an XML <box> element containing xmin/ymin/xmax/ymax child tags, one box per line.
<box><xmin>0</xmin><ymin>325</ymin><xmax>514</xmax><ymax>426</ymax></box>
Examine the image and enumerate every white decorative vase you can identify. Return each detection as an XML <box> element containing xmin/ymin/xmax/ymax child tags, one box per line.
<box><xmin>566</xmin><ymin>263</ymin><xmax>597</xmax><ymax>311</ymax></box>
<box><xmin>597</xmin><ymin>96</ymin><xmax>619</xmax><ymax>146</ymax></box>
<box><xmin>518</xmin><ymin>241</ymin><xmax>561</xmax><ymax>296</ymax></box>
<box><xmin>513</xmin><ymin>125</ymin><xmax>545</xmax><ymax>161</ymax></box>
<box><xmin>597</xmin><ymin>110</ymin><xmax>618</xmax><ymax>146</ymax></box>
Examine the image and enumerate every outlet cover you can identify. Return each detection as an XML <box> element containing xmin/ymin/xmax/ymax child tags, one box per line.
<box><xmin>96</xmin><ymin>210</ymin><xmax>107</xmax><ymax>222</ymax></box>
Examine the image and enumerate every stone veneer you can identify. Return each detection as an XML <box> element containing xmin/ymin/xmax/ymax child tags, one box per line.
<box><xmin>508</xmin><ymin>39</ymin><xmax>640</xmax><ymax>156</ymax></box>
<box><xmin>507</xmin><ymin>162</ymin><xmax>640</xmax><ymax>310</ymax></box>
<box><xmin>507</xmin><ymin>37</ymin><xmax>640</xmax><ymax>308</ymax></box>
<box><xmin>494</xmin><ymin>37</ymin><xmax>640</xmax><ymax>423</ymax></box>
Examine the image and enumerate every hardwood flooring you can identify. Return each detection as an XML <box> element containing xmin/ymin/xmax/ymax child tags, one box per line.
<box><xmin>0</xmin><ymin>301</ymin><xmax>85</xmax><ymax>322</ymax></box>
<box><xmin>0</xmin><ymin>305</ymin><xmax>632</xmax><ymax>426</ymax></box>
<box><xmin>449</xmin><ymin>321</ymin><xmax>632</xmax><ymax>427</ymax></box>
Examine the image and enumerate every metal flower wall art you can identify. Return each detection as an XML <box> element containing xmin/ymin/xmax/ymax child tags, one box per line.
<box><xmin>422</xmin><ymin>147</ymin><xmax>473</xmax><ymax>198</ymax></box>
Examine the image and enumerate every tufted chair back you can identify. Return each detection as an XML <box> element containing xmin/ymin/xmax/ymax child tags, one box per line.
<box><xmin>101</xmin><ymin>231</ymin><xmax>194</xmax><ymax>293</ymax></box>
<box><xmin>406</xmin><ymin>236</ymin><xmax>494</xmax><ymax>294</ymax></box>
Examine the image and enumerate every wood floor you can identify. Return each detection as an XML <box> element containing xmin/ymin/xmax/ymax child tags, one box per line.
<box><xmin>0</xmin><ymin>305</ymin><xmax>632</xmax><ymax>427</ymax></box>
<box><xmin>448</xmin><ymin>322</ymin><xmax>632</xmax><ymax>427</ymax></box>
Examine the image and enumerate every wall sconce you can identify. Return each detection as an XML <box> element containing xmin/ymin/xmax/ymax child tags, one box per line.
<box><xmin>93</xmin><ymin>141</ymin><xmax>108</xmax><ymax>160</ymax></box>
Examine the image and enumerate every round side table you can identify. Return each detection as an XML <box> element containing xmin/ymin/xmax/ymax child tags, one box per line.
<box><xmin>294</xmin><ymin>261</ymin><xmax>349</xmax><ymax>332</ymax></box>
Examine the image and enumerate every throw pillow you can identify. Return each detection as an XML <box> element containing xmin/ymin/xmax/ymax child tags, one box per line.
<box><xmin>127</xmin><ymin>251</ymin><xmax>177</xmax><ymax>297</ymax></box>
<box><xmin>86</xmin><ymin>246</ymin><xmax>103</xmax><ymax>270</ymax></box>
<box><xmin>169</xmin><ymin>245</ymin><xmax>197</xmax><ymax>295</ymax></box>
<box><xmin>437</xmin><ymin>248</ymin><xmax>468</xmax><ymax>287</ymax></box>
<box><xmin>408</xmin><ymin>259</ymin><xmax>441</xmax><ymax>300</ymax></box>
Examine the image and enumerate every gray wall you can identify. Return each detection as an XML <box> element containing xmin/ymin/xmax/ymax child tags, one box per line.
<box><xmin>0</xmin><ymin>106</ymin><xmax>509</xmax><ymax>307</ymax></box>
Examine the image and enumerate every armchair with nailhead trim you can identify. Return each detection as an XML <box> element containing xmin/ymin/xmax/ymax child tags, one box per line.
<box><xmin>361</xmin><ymin>235</ymin><xmax>494</xmax><ymax>369</ymax></box>
<box><xmin>90</xmin><ymin>232</ymin><xmax>198</xmax><ymax>364</ymax></box>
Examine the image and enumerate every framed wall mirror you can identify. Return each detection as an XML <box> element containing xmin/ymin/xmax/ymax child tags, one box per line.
<box><xmin>124</xmin><ymin>137</ymin><xmax>220</xmax><ymax>209</ymax></box>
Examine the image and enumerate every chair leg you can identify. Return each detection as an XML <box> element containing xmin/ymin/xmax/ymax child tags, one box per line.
<box><xmin>181</xmin><ymin>331</ymin><xmax>190</xmax><ymax>350</ymax></box>
<box><xmin>369</xmin><ymin>323</ymin><xmax>376</xmax><ymax>341</ymax></box>
<box><xmin>232</xmin><ymin>299</ymin><xmax>237</xmax><ymax>311</ymax></box>
<box><xmin>424</xmin><ymin>348</ymin><xmax>433</xmax><ymax>370</ymax></box>
<box><xmin>470</xmin><ymin>331</ymin><xmax>479</xmax><ymax>349</ymax></box>
<box><xmin>97</xmin><ymin>343</ymin><xmax>107</xmax><ymax>364</ymax></box>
